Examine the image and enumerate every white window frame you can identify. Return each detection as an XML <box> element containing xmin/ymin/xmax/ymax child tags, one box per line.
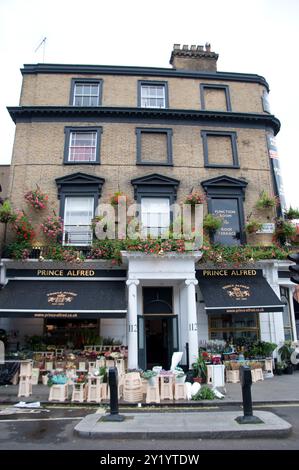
<box><xmin>140</xmin><ymin>85</ymin><xmax>166</xmax><ymax>109</ymax></box>
<box><xmin>141</xmin><ymin>197</ymin><xmax>170</xmax><ymax>238</ymax></box>
<box><xmin>63</xmin><ymin>196</ymin><xmax>94</xmax><ymax>246</ymax></box>
<box><xmin>68</xmin><ymin>131</ymin><xmax>97</xmax><ymax>163</ymax></box>
<box><xmin>73</xmin><ymin>82</ymin><xmax>100</xmax><ymax>106</ymax></box>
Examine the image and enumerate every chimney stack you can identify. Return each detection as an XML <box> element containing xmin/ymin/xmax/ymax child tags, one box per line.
<box><xmin>169</xmin><ymin>43</ymin><xmax>218</xmax><ymax>72</ymax></box>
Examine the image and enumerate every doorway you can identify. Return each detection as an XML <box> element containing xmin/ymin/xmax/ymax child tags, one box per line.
<box><xmin>145</xmin><ymin>316</ymin><xmax>173</xmax><ymax>369</ymax></box>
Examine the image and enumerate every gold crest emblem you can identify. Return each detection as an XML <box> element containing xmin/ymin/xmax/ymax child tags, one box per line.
<box><xmin>47</xmin><ymin>291</ymin><xmax>77</xmax><ymax>306</ymax></box>
<box><xmin>223</xmin><ymin>284</ymin><xmax>250</xmax><ymax>301</ymax></box>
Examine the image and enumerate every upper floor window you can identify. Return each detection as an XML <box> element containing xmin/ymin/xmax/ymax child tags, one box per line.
<box><xmin>70</xmin><ymin>79</ymin><xmax>102</xmax><ymax>106</ymax></box>
<box><xmin>138</xmin><ymin>81</ymin><xmax>168</xmax><ymax>108</ymax></box>
<box><xmin>201</xmin><ymin>130</ymin><xmax>239</xmax><ymax>169</ymax></box>
<box><xmin>136</xmin><ymin>128</ymin><xmax>173</xmax><ymax>166</ymax></box>
<box><xmin>64</xmin><ymin>127</ymin><xmax>102</xmax><ymax>164</ymax></box>
<box><xmin>200</xmin><ymin>84</ymin><xmax>231</xmax><ymax>112</ymax></box>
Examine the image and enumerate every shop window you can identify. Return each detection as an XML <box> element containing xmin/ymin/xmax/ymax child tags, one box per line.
<box><xmin>209</xmin><ymin>313</ymin><xmax>259</xmax><ymax>342</ymax></box>
<box><xmin>136</xmin><ymin>128</ymin><xmax>173</xmax><ymax>166</ymax></box>
<box><xmin>280</xmin><ymin>286</ymin><xmax>293</xmax><ymax>340</ymax></box>
<box><xmin>200</xmin><ymin>84</ymin><xmax>231</xmax><ymax>111</ymax></box>
<box><xmin>201</xmin><ymin>130</ymin><xmax>239</xmax><ymax>168</ymax></box>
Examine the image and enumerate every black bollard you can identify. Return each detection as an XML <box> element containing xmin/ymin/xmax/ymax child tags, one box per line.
<box><xmin>235</xmin><ymin>365</ymin><xmax>263</xmax><ymax>424</ymax></box>
<box><xmin>102</xmin><ymin>367</ymin><xmax>125</xmax><ymax>422</ymax></box>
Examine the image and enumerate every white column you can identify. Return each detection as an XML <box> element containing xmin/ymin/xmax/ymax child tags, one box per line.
<box><xmin>126</xmin><ymin>279</ymin><xmax>140</xmax><ymax>370</ymax></box>
<box><xmin>289</xmin><ymin>286</ymin><xmax>298</xmax><ymax>342</ymax></box>
<box><xmin>185</xmin><ymin>279</ymin><xmax>199</xmax><ymax>369</ymax></box>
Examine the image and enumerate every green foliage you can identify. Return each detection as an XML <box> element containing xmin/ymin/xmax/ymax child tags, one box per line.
<box><xmin>245</xmin><ymin>219</ymin><xmax>263</xmax><ymax>234</ymax></box>
<box><xmin>6</xmin><ymin>240</ymin><xmax>32</xmax><ymax>260</ymax></box>
<box><xmin>192</xmin><ymin>386</ymin><xmax>216</xmax><ymax>400</ymax></box>
<box><xmin>278</xmin><ymin>341</ymin><xmax>295</xmax><ymax>364</ymax></box>
<box><xmin>0</xmin><ymin>200</ymin><xmax>16</xmax><ymax>224</ymax></box>
<box><xmin>249</xmin><ymin>341</ymin><xmax>277</xmax><ymax>358</ymax></box>
<box><xmin>284</xmin><ymin>206</ymin><xmax>299</xmax><ymax>220</ymax></box>
<box><xmin>203</xmin><ymin>214</ymin><xmax>222</xmax><ymax>233</ymax></box>
<box><xmin>192</xmin><ymin>354</ymin><xmax>207</xmax><ymax>379</ymax></box>
<box><xmin>256</xmin><ymin>191</ymin><xmax>278</xmax><ymax>210</ymax></box>
<box><xmin>274</xmin><ymin>218</ymin><xmax>297</xmax><ymax>245</ymax></box>
<box><xmin>141</xmin><ymin>370</ymin><xmax>158</xmax><ymax>379</ymax></box>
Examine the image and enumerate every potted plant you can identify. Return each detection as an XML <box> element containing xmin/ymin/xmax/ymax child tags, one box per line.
<box><xmin>203</xmin><ymin>214</ymin><xmax>222</xmax><ymax>236</ymax></box>
<box><xmin>255</xmin><ymin>191</ymin><xmax>278</xmax><ymax>210</ymax></box>
<box><xmin>245</xmin><ymin>219</ymin><xmax>263</xmax><ymax>234</ymax></box>
<box><xmin>275</xmin><ymin>361</ymin><xmax>286</xmax><ymax>375</ymax></box>
<box><xmin>184</xmin><ymin>191</ymin><xmax>205</xmax><ymax>206</ymax></box>
<box><xmin>24</xmin><ymin>185</ymin><xmax>48</xmax><ymax>210</ymax></box>
<box><xmin>284</xmin><ymin>206</ymin><xmax>299</xmax><ymax>220</ymax></box>
<box><xmin>173</xmin><ymin>366</ymin><xmax>186</xmax><ymax>383</ymax></box>
<box><xmin>192</xmin><ymin>354</ymin><xmax>207</xmax><ymax>383</ymax></box>
<box><xmin>274</xmin><ymin>218</ymin><xmax>297</xmax><ymax>245</ymax></box>
<box><xmin>141</xmin><ymin>370</ymin><xmax>158</xmax><ymax>386</ymax></box>
<box><xmin>278</xmin><ymin>341</ymin><xmax>295</xmax><ymax>374</ymax></box>
<box><xmin>40</xmin><ymin>214</ymin><xmax>64</xmax><ymax>242</ymax></box>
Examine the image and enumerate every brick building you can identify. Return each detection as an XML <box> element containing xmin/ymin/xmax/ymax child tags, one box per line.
<box><xmin>0</xmin><ymin>44</ymin><xmax>296</xmax><ymax>369</ymax></box>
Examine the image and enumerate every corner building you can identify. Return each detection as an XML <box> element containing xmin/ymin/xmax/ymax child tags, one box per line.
<box><xmin>0</xmin><ymin>44</ymin><xmax>296</xmax><ymax>370</ymax></box>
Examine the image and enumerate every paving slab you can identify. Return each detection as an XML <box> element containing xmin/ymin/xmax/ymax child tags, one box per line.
<box><xmin>74</xmin><ymin>410</ymin><xmax>292</xmax><ymax>439</ymax></box>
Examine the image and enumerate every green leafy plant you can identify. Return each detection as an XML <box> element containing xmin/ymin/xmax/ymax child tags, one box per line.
<box><xmin>245</xmin><ymin>219</ymin><xmax>263</xmax><ymax>234</ymax></box>
<box><xmin>192</xmin><ymin>386</ymin><xmax>216</xmax><ymax>400</ymax></box>
<box><xmin>141</xmin><ymin>370</ymin><xmax>158</xmax><ymax>380</ymax></box>
<box><xmin>284</xmin><ymin>206</ymin><xmax>299</xmax><ymax>220</ymax></box>
<box><xmin>0</xmin><ymin>200</ymin><xmax>16</xmax><ymax>224</ymax></box>
<box><xmin>203</xmin><ymin>214</ymin><xmax>222</xmax><ymax>234</ymax></box>
<box><xmin>192</xmin><ymin>354</ymin><xmax>207</xmax><ymax>380</ymax></box>
<box><xmin>278</xmin><ymin>341</ymin><xmax>295</xmax><ymax>365</ymax></box>
<box><xmin>256</xmin><ymin>191</ymin><xmax>278</xmax><ymax>210</ymax></box>
<box><xmin>274</xmin><ymin>218</ymin><xmax>297</xmax><ymax>245</ymax></box>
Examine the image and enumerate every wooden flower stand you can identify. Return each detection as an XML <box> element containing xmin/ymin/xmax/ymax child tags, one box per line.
<box><xmin>49</xmin><ymin>384</ymin><xmax>68</xmax><ymax>402</ymax></box>
<box><xmin>123</xmin><ymin>373</ymin><xmax>142</xmax><ymax>402</ymax></box>
<box><xmin>174</xmin><ymin>383</ymin><xmax>186</xmax><ymax>400</ymax></box>
<box><xmin>72</xmin><ymin>383</ymin><xmax>86</xmax><ymax>403</ymax></box>
<box><xmin>146</xmin><ymin>381</ymin><xmax>160</xmax><ymax>404</ymax></box>
<box><xmin>251</xmin><ymin>368</ymin><xmax>264</xmax><ymax>383</ymax></box>
<box><xmin>264</xmin><ymin>359</ymin><xmax>274</xmax><ymax>378</ymax></box>
<box><xmin>18</xmin><ymin>376</ymin><xmax>32</xmax><ymax>397</ymax></box>
<box><xmin>31</xmin><ymin>368</ymin><xmax>40</xmax><ymax>385</ymax></box>
<box><xmin>159</xmin><ymin>375</ymin><xmax>174</xmax><ymax>401</ymax></box>
<box><xmin>207</xmin><ymin>365</ymin><xmax>225</xmax><ymax>387</ymax></box>
<box><xmin>96</xmin><ymin>358</ymin><xmax>106</xmax><ymax>368</ymax></box>
<box><xmin>88</xmin><ymin>362</ymin><xmax>97</xmax><ymax>374</ymax></box>
<box><xmin>226</xmin><ymin>369</ymin><xmax>240</xmax><ymax>383</ymax></box>
<box><xmin>86</xmin><ymin>377</ymin><xmax>102</xmax><ymax>403</ymax></box>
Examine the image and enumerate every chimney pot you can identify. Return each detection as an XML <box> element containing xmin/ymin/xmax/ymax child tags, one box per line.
<box><xmin>205</xmin><ymin>42</ymin><xmax>211</xmax><ymax>52</ymax></box>
<box><xmin>173</xmin><ymin>44</ymin><xmax>181</xmax><ymax>50</ymax></box>
<box><xmin>197</xmin><ymin>45</ymin><xmax>204</xmax><ymax>51</ymax></box>
<box><xmin>190</xmin><ymin>45</ymin><xmax>196</xmax><ymax>51</ymax></box>
<box><xmin>182</xmin><ymin>44</ymin><xmax>189</xmax><ymax>50</ymax></box>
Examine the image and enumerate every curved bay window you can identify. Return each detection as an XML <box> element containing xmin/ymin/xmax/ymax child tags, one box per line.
<box><xmin>209</xmin><ymin>312</ymin><xmax>259</xmax><ymax>342</ymax></box>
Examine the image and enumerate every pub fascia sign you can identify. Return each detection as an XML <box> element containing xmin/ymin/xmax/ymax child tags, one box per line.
<box><xmin>201</xmin><ymin>269</ymin><xmax>258</xmax><ymax>277</ymax></box>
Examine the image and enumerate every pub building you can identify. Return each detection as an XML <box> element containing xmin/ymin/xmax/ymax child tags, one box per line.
<box><xmin>0</xmin><ymin>43</ymin><xmax>297</xmax><ymax>371</ymax></box>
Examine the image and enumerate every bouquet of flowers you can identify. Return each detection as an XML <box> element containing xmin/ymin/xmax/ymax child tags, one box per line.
<box><xmin>24</xmin><ymin>186</ymin><xmax>48</xmax><ymax>210</ymax></box>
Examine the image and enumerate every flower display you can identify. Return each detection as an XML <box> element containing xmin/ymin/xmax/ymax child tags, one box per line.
<box><xmin>184</xmin><ymin>191</ymin><xmax>205</xmax><ymax>206</ymax></box>
<box><xmin>12</xmin><ymin>211</ymin><xmax>35</xmax><ymax>242</ymax></box>
<box><xmin>110</xmin><ymin>191</ymin><xmax>129</xmax><ymax>207</ymax></box>
<box><xmin>40</xmin><ymin>214</ymin><xmax>63</xmax><ymax>240</ymax></box>
<box><xmin>24</xmin><ymin>186</ymin><xmax>48</xmax><ymax>210</ymax></box>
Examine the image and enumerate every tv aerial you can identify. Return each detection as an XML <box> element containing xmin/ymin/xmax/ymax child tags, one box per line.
<box><xmin>35</xmin><ymin>37</ymin><xmax>47</xmax><ymax>62</ymax></box>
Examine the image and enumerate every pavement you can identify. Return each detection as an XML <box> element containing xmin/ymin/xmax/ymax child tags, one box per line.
<box><xmin>1</xmin><ymin>371</ymin><xmax>299</xmax><ymax>406</ymax></box>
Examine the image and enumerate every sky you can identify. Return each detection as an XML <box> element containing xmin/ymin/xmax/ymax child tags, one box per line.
<box><xmin>0</xmin><ymin>0</ymin><xmax>298</xmax><ymax>207</ymax></box>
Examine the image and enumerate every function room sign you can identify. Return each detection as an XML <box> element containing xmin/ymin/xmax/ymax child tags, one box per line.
<box><xmin>210</xmin><ymin>199</ymin><xmax>241</xmax><ymax>246</ymax></box>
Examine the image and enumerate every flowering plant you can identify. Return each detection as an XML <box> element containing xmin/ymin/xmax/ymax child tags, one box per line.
<box><xmin>184</xmin><ymin>191</ymin><xmax>205</xmax><ymax>206</ymax></box>
<box><xmin>13</xmin><ymin>211</ymin><xmax>35</xmax><ymax>242</ymax></box>
<box><xmin>24</xmin><ymin>186</ymin><xmax>48</xmax><ymax>210</ymax></box>
<box><xmin>74</xmin><ymin>373</ymin><xmax>87</xmax><ymax>384</ymax></box>
<box><xmin>40</xmin><ymin>214</ymin><xmax>63</xmax><ymax>240</ymax></box>
<box><xmin>110</xmin><ymin>191</ymin><xmax>129</xmax><ymax>207</ymax></box>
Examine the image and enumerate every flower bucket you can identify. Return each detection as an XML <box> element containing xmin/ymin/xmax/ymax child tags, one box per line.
<box><xmin>148</xmin><ymin>376</ymin><xmax>156</xmax><ymax>387</ymax></box>
<box><xmin>175</xmin><ymin>375</ymin><xmax>186</xmax><ymax>384</ymax></box>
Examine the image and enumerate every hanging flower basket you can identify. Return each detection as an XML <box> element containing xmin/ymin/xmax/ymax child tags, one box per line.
<box><xmin>184</xmin><ymin>191</ymin><xmax>205</xmax><ymax>206</ymax></box>
<box><xmin>40</xmin><ymin>214</ymin><xmax>63</xmax><ymax>241</ymax></box>
<box><xmin>24</xmin><ymin>186</ymin><xmax>48</xmax><ymax>210</ymax></box>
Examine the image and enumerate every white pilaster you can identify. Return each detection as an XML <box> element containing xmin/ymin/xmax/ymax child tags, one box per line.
<box><xmin>126</xmin><ymin>279</ymin><xmax>140</xmax><ymax>370</ymax></box>
<box><xmin>185</xmin><ymin>279</ymin><xmax>199</xmax><ymax>368</ymax></box>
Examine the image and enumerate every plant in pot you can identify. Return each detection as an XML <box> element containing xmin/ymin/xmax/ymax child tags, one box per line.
<box><xmin>173</xmin><ymin>366</ymin><xmax>186</xmax><ymax>383</ymax></box>
<box><xmin>274</xmin><ymin>218</ymin><xmax>297</xmax><ymax>246</ymax></box>
<box><xmin>203</xmin><ymin>214</ymin><xmax>222</xmax><ymax>239</ymax></box>
<box><xmin>245</xmin><ymin>219</ymin><xmax>263</xmax><ymax>234</ymax></box>
<box><xmin>278</xmin><ymin>341</ymin><xmax>295</xmax><ymax>374</ymax></box>
<box><xmin>284</xmin><ymin>206</ymin><xmax>299</xmax><ymax>220</ymax></box>
<box><xmin>275</xmin><ymin>361</ymin><xmax>286</xmax><ymax>376</ymax></box>
<box><xmin>255</xmin><ymin>191</ymin><xmax>278</xmax><ymax>210</ymax></box>
<box><xmin>141</xmin><ymin>370</ymin><xmax>158</xmax><ymax>386</ymax></box>
<box><xmin>192</xmin><ymin>354</ymin><xmax>207</xmax><ymax>383</ymax></box>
